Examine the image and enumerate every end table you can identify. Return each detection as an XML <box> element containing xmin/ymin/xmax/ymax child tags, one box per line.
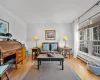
<box><xmin>32</xmin><ymin>48</ymin><xmax>38</xmax><ymax>60</ymax></box>
<box><xmin>63</xmin><ymin>47</ymin><xmax>72</xmax><ymax>58</ymax></box>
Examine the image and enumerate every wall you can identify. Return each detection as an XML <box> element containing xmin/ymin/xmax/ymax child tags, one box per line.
<box><xmin>79</xmin><ymin>4</ymin><xmax>100</xmax><ymax>23</ymax></box>
<box><xmin>26</xmin><ymin>23</ymin><xmax>74</xmax><ymax>53</ymax></box>
<box><xmin>0</xmin><ymin>5</ymin><xmax>27</xmax><ymax>46</ymax></box>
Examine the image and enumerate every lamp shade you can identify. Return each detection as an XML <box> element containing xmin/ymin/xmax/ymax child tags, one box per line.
<box><xmin>34</xmin><ymin>37</ymin><xmax>39</xmax><ymax>41</ymax></box>
<box><xmin>63</xmin><ymin>36</ymin><xmax>68</xmax><ymax>41</ymax></box>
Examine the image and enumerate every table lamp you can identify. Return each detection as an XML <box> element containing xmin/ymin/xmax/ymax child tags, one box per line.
<box><xmin>34</xmin><ymin>37</ymin><xmax>39</xmax><ymax>48</ymax></box>
<box><xmin>63</xmin><ymin>36</ymin><xmax>68</xmax><ymax>48</ymax></box>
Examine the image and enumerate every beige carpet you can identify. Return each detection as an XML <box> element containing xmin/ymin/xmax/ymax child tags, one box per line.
<box><xmin>23</xmin><ymin>61</ymin><xmax>80</xmax><ymax>80</ymax></box>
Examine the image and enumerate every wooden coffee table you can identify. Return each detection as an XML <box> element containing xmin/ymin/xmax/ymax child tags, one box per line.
<box><xmin>37</xmin><ymin>54</ymin><xmax>64</xmax><ymax>70</ymax></box>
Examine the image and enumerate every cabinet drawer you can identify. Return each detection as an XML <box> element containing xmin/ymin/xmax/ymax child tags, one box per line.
<box><xmin>17</xmin><ymin>49</ymin><xmax>22</xmax><ymax>53</ymax></box>
<box><xmin>17</xmin><ymin>57</ymin><xmax>23</xmax><ymax>63</ymax></box>
<box><xmin>16</xmin><ymin>53</ymin><xmax>22</xmax><ymax>57</ymax></box>
<box><xmin>16</xmin><ymin>49</ymin><xmax>23</xmax><ymax>57</ymax></box>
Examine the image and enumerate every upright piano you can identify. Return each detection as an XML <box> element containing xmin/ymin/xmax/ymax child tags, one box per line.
<box><xmin>0</xmin><ymin>41</ymin><xmax>26</xmax><ymax>68</ymax></box>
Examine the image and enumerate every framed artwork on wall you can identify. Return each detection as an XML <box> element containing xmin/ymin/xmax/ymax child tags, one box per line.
<box><xmin>45</xmin><ymin>30</ymin><xmax>56</xmax><ymax>40</ymax></box>
<box><xmin>0</xmin><ymin>19</ymin><xmax>9</xmax><ymax>34</ymax></box>
<box><xmin>0</xmin><ymin>19</ymin><xmax>9</xmax><ymax>40</ymax></box>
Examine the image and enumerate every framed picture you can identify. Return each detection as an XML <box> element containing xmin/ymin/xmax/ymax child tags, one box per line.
<box><xmin>45</xmin><ymin>30</ymin><xmax>56</xmax><ymax>40</ymax></box>
<box><xmin>0</xmin><ymin>19</ymin><xmax>9</xmax><ymax>34</ymax></box>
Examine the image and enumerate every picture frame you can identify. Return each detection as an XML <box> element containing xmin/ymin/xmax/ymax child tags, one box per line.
<box><xmin>0</xmin><ymin>19</ymin><xmax>9</xmax><ymax>40</ymax></box>
<box><xmin>0</xmin><ymin>19</ymin><xmax>9</xmax><ymax>34</ymax></box>
<box><xmin>45</xmin><ymin>30</ymin><xmax>56</xmax><ymax>40</ymax></box>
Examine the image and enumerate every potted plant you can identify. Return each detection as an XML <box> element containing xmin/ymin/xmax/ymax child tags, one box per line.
<box><xmin>0</xmin><ymin>33</ymin><xmax>6</xmax><ymax>36</ymax></box>
<box><xmin>5</xmin><ymin>33</ymin><xmax>12</xmax><ymax>41</ymax></box>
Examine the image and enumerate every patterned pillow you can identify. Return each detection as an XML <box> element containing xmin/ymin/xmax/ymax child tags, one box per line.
<box><xmin>51</xmin><ymin>44</ymin><xmax>57</xmax><ymax>51</ymax></box>
<box><xmin>43</xmin><ymin>44</ymin><xmax>49</xmax><ymax>51</ymax></box>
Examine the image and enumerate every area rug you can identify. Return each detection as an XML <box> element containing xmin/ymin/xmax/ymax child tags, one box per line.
<box><xmin>23</xmin><ymin>61</ymin><xmax>81</xmax><ymax>80</ymax></box>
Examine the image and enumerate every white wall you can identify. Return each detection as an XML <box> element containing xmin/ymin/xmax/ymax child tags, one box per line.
<box><xmin>79</xmin><ymin>4</ymin><xmax>100</xmax><ymax>23</ymax></box>
<box><xmin>27</xmin><ymin>23</ymin><xmax>74</xmax><ymax>53</ymax></box>
<box><xmin>0</xmin><ymin>5</ymin><xmax>27</xmax><ymax>46</ymax></box>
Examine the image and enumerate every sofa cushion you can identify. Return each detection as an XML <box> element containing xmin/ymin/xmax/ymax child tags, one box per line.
<box><xmin>51</xmin><ymin>44</ymin><xmax>57</xmax><ymax>51</ymax></box>
<box><xmin>50</xmin><ymin>51</ymin><xmax>59</xmax><ymax>53</ymax></box>
<box><xmin>43</xmin><ymin>44</ymin><xmax>49</xmax><ymax>51</ymax></box>
<box><xmin>41</xmin><ymin>50</ymin><xmax>50</xmax><ymax>53</ymax></box>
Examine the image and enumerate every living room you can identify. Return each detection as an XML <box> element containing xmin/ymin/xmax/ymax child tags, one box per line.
<box><xmin>0</xmin><ymin>0</ymin><xmax>100</xmax><ymax>80</ymax></box>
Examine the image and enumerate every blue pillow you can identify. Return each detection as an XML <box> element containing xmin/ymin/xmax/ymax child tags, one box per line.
<box><xmin>43</xmin><ymin>44</ymin><xmax>49</xmax><ymax>51</ymax></box>
<box><xmin>51</xmin><ymin>44</ymin><xmax>57</xmax><ymax>51</ymax></box>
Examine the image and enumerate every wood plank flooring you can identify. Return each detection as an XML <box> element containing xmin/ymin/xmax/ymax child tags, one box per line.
<box><xmin>2</xmin><ymin>54</ymin><xmax>100</xmax><ymax>80</ymax></box>
<box><xmin>67</xmin><ymin>56</ymin><xmax>100</xmax><ymax>80</ymax></box>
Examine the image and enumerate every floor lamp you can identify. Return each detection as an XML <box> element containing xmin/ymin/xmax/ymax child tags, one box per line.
<box><xmin>34</xmin><ymin>37</ymin><xmax>39</xmax><ymax>48</ymax></box>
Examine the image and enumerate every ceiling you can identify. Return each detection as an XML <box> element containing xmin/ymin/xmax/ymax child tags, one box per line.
<box><xmin>0</xmin><ymin>0</ymin><xmax>99</xmax><ymax>24</ymax></box>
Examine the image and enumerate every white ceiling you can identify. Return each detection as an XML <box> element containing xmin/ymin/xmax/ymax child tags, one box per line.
<box><xmin>0</xmin><ymin>0</ymin><xmax>99</xmax><ymax>23</ymax></box>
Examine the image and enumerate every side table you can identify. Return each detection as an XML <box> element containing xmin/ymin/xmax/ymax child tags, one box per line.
<box><xmin>63</xmin><ymin>47</ymin><xmax>72</xmax><ymax>58</ymax></box>
<box><xmin>32</xmin><ymin>48</ymin><xmax>38</xmax><ymax>60</ymax></box>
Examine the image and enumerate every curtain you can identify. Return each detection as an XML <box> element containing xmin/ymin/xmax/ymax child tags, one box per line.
<box><xmin>73</xmin><ymin>20</ymin><xmax>79</xmax><ymax>57</ymax></box>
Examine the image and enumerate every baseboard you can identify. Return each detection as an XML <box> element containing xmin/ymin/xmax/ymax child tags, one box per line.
<box><xmin>77</xmin><ymin>55</ymin><xmax>88</xmax><ymax>63</ymax></box>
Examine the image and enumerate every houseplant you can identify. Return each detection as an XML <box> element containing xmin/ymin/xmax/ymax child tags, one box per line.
<box><xmin>5</xmin><ymin>33</ymin><xmax>12</xmax><ymax>41</ymax></box>
<box><xmin>0</xmin><ymin>33</ymin><xmax>6</xmax><ymax>36</ymax></box>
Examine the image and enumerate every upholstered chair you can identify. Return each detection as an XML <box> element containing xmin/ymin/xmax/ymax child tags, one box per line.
<box><xmin>87</xmin><ymin>62</ymin><xmax>100</xmax><ymax>75</ymax></box>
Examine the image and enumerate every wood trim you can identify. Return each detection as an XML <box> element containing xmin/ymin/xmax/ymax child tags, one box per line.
<box><xmin>88</xmin><ymin>21</ymin><xmax>100</xmax><ymax>28</ymax></box>
<box><xmin>78</xmin><ymin>21</ymin><xmax>100</xmax><ymax>31</ymax></box>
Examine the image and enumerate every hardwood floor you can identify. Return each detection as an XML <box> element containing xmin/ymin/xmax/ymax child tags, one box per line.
<box><xmin>2</xmin><ymin>54</ymin><xmax>100</xmax><ymax>80</ymax></box>
<box><xmin>67</xmin><ymin>56</ymin><xmax>100</xmax><ymax>80</ymax></box>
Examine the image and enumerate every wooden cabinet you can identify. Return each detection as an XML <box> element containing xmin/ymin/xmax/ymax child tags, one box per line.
<box><xmin>16</xmin><ymin>48</ymin><xmax>26</xmax><ymax>68</ymax></box>
<box><xmin>0</xmin><ymin>41</ymin><xmax>27</xmax><ymax>69</ymax></box>
<box><xmin>22</xmin><ymin>48</ymin><xmax>26</xmax><ymax>60</ymax></box>
<box><xmin>16</xmin><ymin>49</ymin><xmax>23</xmax><ymax>63</ymax></box>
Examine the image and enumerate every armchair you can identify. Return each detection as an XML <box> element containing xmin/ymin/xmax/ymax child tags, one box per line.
<box><xmin>87</xmin><ymin>61</ymin><xmax>100</xmax><ymax>75</ymax></box>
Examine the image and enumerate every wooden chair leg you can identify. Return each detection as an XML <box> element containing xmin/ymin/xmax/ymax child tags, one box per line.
<box><xmin>0</xmin><ymin>77</ymin><xmax>2</xmax><ymax>80</ymax></box>
<box><xmin>5</xmin><ymin>71</ymin><xmax>10</xmax><ymax>80</ymax></box>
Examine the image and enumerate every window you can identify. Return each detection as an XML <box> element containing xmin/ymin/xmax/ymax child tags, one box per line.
<box><xmin>79</xmin><ymin>29</ymin><xmax>89</xmax><ymax>53</ymax></box>
<box><xmin>79</xmin><ymin>41</ymin><xmax>88</xmax><ymax>53</ymax></box>
<box><xmin>92</xmin><ymin>25</ymin><xmax>100</xmax><ymax>57</ymax></box>
<box><xmin>93</xmin><ymin>26</ymin><xmax>100</xmax><ymax>40</ymax></box>
<box><xmin>78</xmin><ymin>13</ymin><xmax>100</xmax><ymax>58</ymax></box>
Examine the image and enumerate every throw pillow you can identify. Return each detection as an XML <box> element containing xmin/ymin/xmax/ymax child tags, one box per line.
<box><xmin>43</xmin><ymin>44</ymin><xmax>49</xmax><ymax>51</ymax></box>
<box><xmin>51</xmin><ymin>44</ymin><xmax>57</xmax><ymax>51</ymax></box>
